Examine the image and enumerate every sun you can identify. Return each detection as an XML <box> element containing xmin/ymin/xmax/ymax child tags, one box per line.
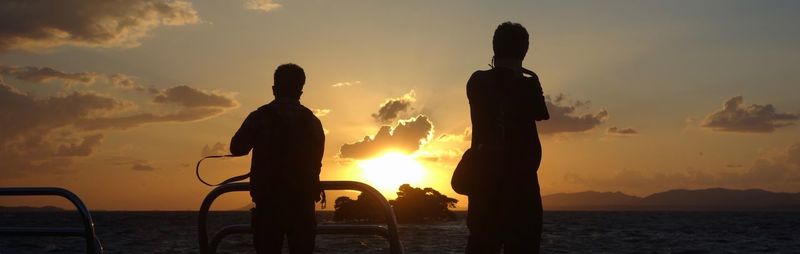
<box><xmin>358</xmin><ymin>152</ymin><xmax>426</xmax><ymax>196</ymax></box>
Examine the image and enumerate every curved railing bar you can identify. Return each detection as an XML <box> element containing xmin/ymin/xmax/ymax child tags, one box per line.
<box><xmin>198</xmin><ymin>181</ymin><xmax>403</xmax><ymax>254</ymax></box>
<box><xmin>0</xmin><ymin>187</ymin><xmax>103</xmax><ymax>254</ymax></box>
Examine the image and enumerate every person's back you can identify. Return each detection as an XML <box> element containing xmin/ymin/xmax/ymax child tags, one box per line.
<box><xmin>465</xmin><ymin>22</ymin><xmax>549</xmax><ymax>254</ymax></box>
<box><xmin>230</xmin><ymin>63</ymin><xmax>324</xmax><ymax>254</ymax></box>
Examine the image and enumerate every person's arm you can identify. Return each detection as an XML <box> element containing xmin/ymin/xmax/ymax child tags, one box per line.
<box><xmin>310</xmin><ymin>115</ymin><xmax>325</xmax><ymax>202</ymax></box>
<box><xmin>230</xmin><ymin>111</ymin><xmax>258</xmax><ymax>156</ymax></box>
<box><xmin>312</xmin><ymin>118</ymin><xmax>324</xmax><ymax>171</ymax></box>
<box><xmin>525</xmin><ymin>72</ymin><xmax>549</xmax><ymax>121</ymax></box>
<box><xmin>466</xmin><ymin>71</ymin><xmax>484</xmax><ymax>145</ymax></box>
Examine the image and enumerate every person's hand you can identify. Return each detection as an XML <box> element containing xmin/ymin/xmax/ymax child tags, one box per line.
<box><xmin>316</xmin><ymin>190</ymin><xmax>327</xmax><ymax>209</ymax></box>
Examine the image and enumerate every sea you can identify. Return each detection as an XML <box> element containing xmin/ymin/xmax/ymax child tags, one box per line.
<box><xmin>1</xmin><ymin>211</ymin><xmax>799</xmax><ymax>253</ymax></box>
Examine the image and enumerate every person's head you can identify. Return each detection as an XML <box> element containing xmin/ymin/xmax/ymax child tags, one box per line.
<box><xmin>273</xmin><ymin>63</ymin><xmax>305</xmax><ymax>99</ymax></box>
<box><xmin>493</xmin><ymin>22</ymin><xmax>529</xmax><ymax>60</ymax></box>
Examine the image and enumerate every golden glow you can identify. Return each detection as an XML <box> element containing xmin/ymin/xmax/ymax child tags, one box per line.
<box><xmin>358</xmin><ymin>152</ymin><xmax>426</xmax><ymax>195</ymax></box>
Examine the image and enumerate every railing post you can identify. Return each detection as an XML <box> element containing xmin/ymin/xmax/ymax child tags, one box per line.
<box><xmin>0</xmin><ymin>187</ymin><xmax>103</xmax><ymax>254</ymax></box>
<box><xmin>198</xmin><ymin>181</ymin><xmax>403</xmax><ymax>254</ymax></box>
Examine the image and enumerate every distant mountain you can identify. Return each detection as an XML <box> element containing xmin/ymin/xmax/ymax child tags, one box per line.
<box><xmin>0</xmin><ymin>205</ymin><xmax>65</xmax><ymax>212</ymax></box>
<box><xmin>543</xmin><ymin>188</ymin><xmax>800</xmax><ymax>211</ymax></box>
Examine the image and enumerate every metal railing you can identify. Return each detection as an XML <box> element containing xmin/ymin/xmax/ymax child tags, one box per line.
<box><xmin>198</xmin><ymin>181</ymin><xmax>403</xmax><ymax>254</ymax></box>
<box><xmin>0</xmin><ymin>187</ymin><xmax>103</xmax><ymax>254</ymax></box>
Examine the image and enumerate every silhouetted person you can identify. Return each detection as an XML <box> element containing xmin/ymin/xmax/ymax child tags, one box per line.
<box><xmin>230</xmin><ymin>63</ymin><xmax>325</xmax><ymax>254</ymax></box>
<box><xmin>465</xmin><ymin>22</ymin><xmax>549</xmax><ymax>253</ymax></box>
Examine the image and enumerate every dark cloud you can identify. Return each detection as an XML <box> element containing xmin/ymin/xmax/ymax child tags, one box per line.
<box><xmin>56</xmin><ymin>134</ymin><xmax>104</xmax><ymax>156</ymax></box>
<box><xmin>108</xmin><ymin>73</ymin><xmax>156</xmax><ymax>93</ymax></box>
<box><xmin>201</xmin><ymin>142</ymin><xmax>228</xmax><ymax>157</ymax></box>
<box><xmin>0</xmin><ymin>68</ymin><xmax>238</xmax><ymax>177</ymax></box>
<box><xmin>701</xmin><ymin>96</ymin><xmax>798</xmax><ymax>133</ymax></box>
<box><xmin>537</xmin><ymin>94</ymin><xmax>608</xmax><ymax>135</ymax></box>
<box><xmin>0</xmin><ymin>81</ymin><xmax>122</xmax><ymax>177</ymax></box>
<box><xmin>154</xmin><ymin>85</ymin><xmax>238</xmax><ymax>108</ymax></box>
<box><xmin>0</xmin><ymin>0</ymin><xmax>200</xmax><ymax>52</ymax></box>
<box><xmin>372</xmin><ymin>90</ymin><xmax>415</xmax><ymax>124</ymax></box>
<box><xmin>340</xmin><ymin>115</ymin><xmax>433</xmax><ymax>159</ymax></box>
<box><xmin>77</xmin><ymin>85</ymin><xmax>238</xmax><ymax>130</ymax></box>
<box><xmin>0</xmin><ymin>81</ymin><xmax>124</xmax><ymax>145</ymax></box>
<box><xmin>606</xmin><ymin>126</ymin><xmax>638</xmax><ymax>136</ymax></box>
<box><xmin>0</xmin><ymin>65</ymin><xmax>100</xmax><ymax>84</ymax></box>
<box><xmin>0</xmin><ymin>133</ymin><xmax>76</xmax><ymax>178</ymax></box>
<box><xmin>102</xmin><ymin>156</ymin><xmax>158</xmax><ymax>171</ymax></box>
<box><xmin>131</xmin><ymin>162</ymin><xmax>157</xmax><ymax>171</ymax></box>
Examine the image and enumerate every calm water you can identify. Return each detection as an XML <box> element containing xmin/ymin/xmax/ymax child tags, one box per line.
<box><xmin>1</xmin><ymin>211</ymin><xmax>799</xmax><ymax>253</ymax></box>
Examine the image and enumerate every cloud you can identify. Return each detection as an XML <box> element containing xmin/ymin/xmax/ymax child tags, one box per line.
<box><xmin>340</xmin><ymin>115</ymin><xmax>433</xmax><ymax>159</ymax></box>
<box><xmin>0</xmin><ymin>0</ymin><xmax>200</xmax><ymax>52</ymax></box>
<box><xmin>76</xmin><ymin>85</ymin><xmax>239</xmax><ymax>130</ymax></box>
<box><xmin>0</xmin><ymin>81</ymin><xmax>125</xmax><ymax>145</ymax></box>
<box><xmin>0</xmin><ymin>67</ymin><xmax>239</xmax><ymax>177</ymax></box>
<box><xmin>243</xmin><ymin>0</ymin><xmax>282</xmax><ymax>12</ymax></box>
<box><xmin>108</xmin><ymin>74</ymin><xmax>157</xmax><ymax>93</ymax></box>
<box><xmin>606</xmin><ymin>126</ymin><xmax>638</xmax><ymax>136</ymax></box>
<box><xmin>131</xmin><ymin>161</ymin><xmax>157</xmax><ymax>171</ymax></box>
<box><xmin>312</xmin><ymin>108</ymin><xmax>331</xmax><ymax>117</ymax></box>
<box><xmin>0</xmin><ymin>65</ymin><xmax>101</xmax><ymax>85</ymax></box>
<box><xmin>701</xmin><ymin>96</ymin><xmax>798</xmax><ymax>133</ymax></box>
<box><xmin>201</xmin><ymin>142</ymin><xmax>228</xmax><ymax>157</ymax></box>
<box><xmin>102</xmin><ymin>156</ymin><xmax>158</xmax><ymax>171</ymax></box>
<box><xmin>372</xmin><ymin>90</ymin><xmax>416</xmax><ymax>124</ymax></box>
<box><xmin>537</xmin><ymin>94</ymin><xmax>608</xmax><ymax>135</ymax></box>
<box><xmin>153</xmin><ymin>85</ymin><xmax>238</xmax><ymax>108</ymax></box>
<box><xmin>0</xmin><ymin>81</ymin><xmax>123</xmax><ymax>177</ymax></box>
<box><xmin>331</xmin><ymin>81</ymin><xmax>361</xmax><ymax>88</ymax></box>
<box><xmin>76</xmin><ymin>107</ymin><xmax>228</xmax><ymax>130</ymax></box>
<box><xmin>56</xmin><ymin>134</ymin><xmax>104</xmax><ymax>156</ymax></box>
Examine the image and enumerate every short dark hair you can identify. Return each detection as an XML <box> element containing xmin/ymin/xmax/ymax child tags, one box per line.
<box><xmin>273</xmin><ymin>63</ymin><xmax>305</xmax><ymax>98</ymax></box>
<box><xmin>493</xmin><ymin>22</ymin><xmax>529</xmax><ymax>59</ymax></box>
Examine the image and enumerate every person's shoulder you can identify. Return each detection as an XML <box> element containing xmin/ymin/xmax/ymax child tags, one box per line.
<box><xmin>521</xmin><ymin>69</ymin><xmax>541</xmax><ymax>87</ymax></box>
<box><xmin>299</xmin><ymin>105</ymin><xmax>322</xmax><ymax>122</ymax></box>
<box><xmin>467</xmin><ymin>69</ymin><xmax>493</xmax><ymax>90</ymax></box>
<box><xmin>469</xmin><ymin>69</ymin><xmax>493</xmax><ymax>80</ymax></box>
<box><xmin>252</xmin><ymin>103</ymin><xmax>273</xmax><ymax>115</ymax></box>
<box><xmin>522</xmin><ymin>68</ymin><xmax>540</xmax><ymax>79</ymax></box>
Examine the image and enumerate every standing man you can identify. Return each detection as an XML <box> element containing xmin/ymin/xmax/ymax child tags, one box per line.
<box><xmin>465</xmin><ymin>22</ymin><xmax>549</xmax><ymax>253</ymax></box>
<box><xmin>230</xmin><ymin>63</ymin><xmax>325</xmax><ymax>254</ymax></box>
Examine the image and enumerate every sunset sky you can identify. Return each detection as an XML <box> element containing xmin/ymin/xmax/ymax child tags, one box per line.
<box><xmin>1</xmin><ymin>0</ymin><xmax>798</xmax><ymax>210</ymax></box>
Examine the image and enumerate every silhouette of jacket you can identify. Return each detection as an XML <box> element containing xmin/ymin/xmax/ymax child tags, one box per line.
<box><xmin>230</xmin><ymin>98</ymin><xmax>325</xmax><ymax>203</ymax></box>
<box><xmin>230</xmin><ymin>98</ymin><xmax>324</xmax><ymax>254</ymax></box>
<box><xmin>466</xmin><ymin>67</ymin><xmax>547</xmax><ymax>253</ymax></box>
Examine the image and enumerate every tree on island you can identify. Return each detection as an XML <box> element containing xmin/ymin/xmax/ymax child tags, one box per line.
<box><xmin>391</xmin><ymin>184</ymin><xmax>458</xmax><ymax>222</ymax></box>
<box><xmin>333</xmin><ymin>184</ymin><xmax>458</xmax><ymax>223</ymax></box>
<box><xmin>334</xmin><ymin>192</ymin><xmax>385</xmax><ymax>222</ymax></box>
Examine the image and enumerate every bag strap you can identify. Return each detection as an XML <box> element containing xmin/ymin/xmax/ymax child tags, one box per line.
<box><xmin>195</xmin><ymin>154</ymin><xmax>327</xmax><ymax>208</ymax></box>
<box><xmin>195</xmin><ymin>155</ymin><xmax>250</xmax><ymax>186</ymax></box>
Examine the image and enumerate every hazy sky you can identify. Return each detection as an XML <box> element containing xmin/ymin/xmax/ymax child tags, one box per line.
<box><xmin>1</xmin><ymin>0</ymin><xmax>798</xmax><ymax>210</ymax></box>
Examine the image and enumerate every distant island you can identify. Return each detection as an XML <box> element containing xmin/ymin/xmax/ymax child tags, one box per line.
<box><xmin>334</xmin><ymin>184</ymin><xmax>458</xmax><ymax>223</ymax></box>
<box><xmin>543</xmin><ymin>188</ymin><xmax>800</xmax><ymax>211</ymax></box>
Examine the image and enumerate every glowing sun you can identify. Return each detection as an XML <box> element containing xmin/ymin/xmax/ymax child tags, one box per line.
<box><xmin>358</xmin><ymin>152</ymin><xmax>426</xmax><ymax>194</ymax></box>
